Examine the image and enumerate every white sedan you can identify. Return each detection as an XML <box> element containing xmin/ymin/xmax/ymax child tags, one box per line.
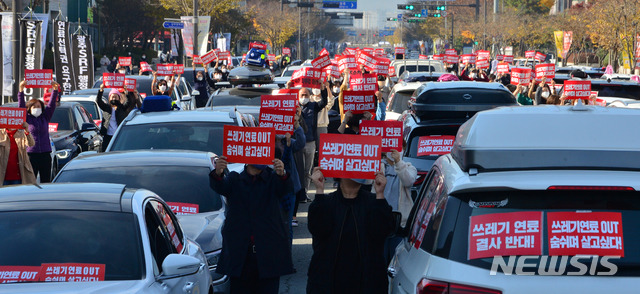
<box><xmin>0</xmin><ymin>183</ymin><xmax>212</xmax><ymax>293</ymax></box>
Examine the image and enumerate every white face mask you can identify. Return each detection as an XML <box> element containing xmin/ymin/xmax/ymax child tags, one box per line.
<box><xmin>299</xmin><ymin>98</ymin><xmax>310</xmax><ymax>105</ymax></box>
<box><xmin>159</xmin><ymin>85</ymin><xmax>167</xmax><ymax>92</ymax></box>
<box><xmin>541</xmin><ymin>91</ymin><xmax>550</xmax><ymax>98</ymax></box>
<box><xmin>119</xmin><ymin>70</ymin><xmax>126</xmax><ymax>74</ymax></box>
<box><xmin>312</xmin><ymin>88</ymin><xmax>321</xmax><ymax>96</ymax></box>
<box><xmin>31</xmin><ymin>108</ymin><xmax>42</xmax><ymax>117</ymax></box>
<box><xmin>333</xmin><ymin>87</ymin><xmax>340</xmax><ymax>93</ymax></box>
<box><xmin>214</xmin><ymin>75</ymin><xmax>222</xmax><ymax>80</ymax></box>
<box><xmin>469</xmin><ymin>74</ymin><xmax>477</xmax><ymax>79</ymax></box>
<box><xmin>197</xmin><ymin>76</ymin><xmax>204</xmax><ymax>81</ymax></box>
<box><xmin>221</xmin><ymin>69</ymin><xmax>227</xmax><ymax>73</ymax></box>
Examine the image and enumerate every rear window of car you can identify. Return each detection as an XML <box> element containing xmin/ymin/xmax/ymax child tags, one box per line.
<box><xmin>398</xmin><ymin>65</ymin><xmax>436</xmax><ymax>75</ymax></box>
<box><xmin>430</xmin><ymin>190</ymin><xmax>640</xmax><ymax>276</ymax></box>
<box><xmin>389</xmin><ymin>91</ymin><xmax>413</xmax><ymax>113</ymax></box>
<box><xmin>75</xmin><ymin>101</ymin><xmax>100</xmax><ymax>122</ymax></box>
<box><xmin>406</xmin><ymin>125</ymin><xmax>460</xmax><ymax>158</ymax></box>
<box><xmin>56</xmin><ymin>166</ymin><xmax>223</xmax><ymax>213</ymax></box>
<box><xmin>0</xmin><ymin>210</ymin><xmax>144</xmax><ymax>282</ymax></box>
<box><xmin>50</xmin><ymin>108</ymin><xmax>74</xmax><ymax>131</ymax></box>
<box><xmin>591</xmin><ymin>84</ymin><xmax>640</xmax><ymax>100</ymax></box>
<box><xmin>210</xmin><ymin>96</ymin><xmax>261</xmax><ymax>107</ymax></box>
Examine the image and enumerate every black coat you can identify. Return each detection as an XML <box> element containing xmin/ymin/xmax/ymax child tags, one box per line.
<box><xmin>307</xmin><ymin>189</ymin><xmax>394</xmax><ymax>294</ymax></box>
<box><xmin>209</xmin><ymin>168</ymin><xmax>294</xmax><ymax>279</ymax></box>
<box><xmin>96</xmin><ymin>89</ymin><xmax>132</xmax><ymax>136</ymax></box>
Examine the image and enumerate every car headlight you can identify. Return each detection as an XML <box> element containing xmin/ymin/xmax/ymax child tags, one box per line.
<box><xmin>55</xmin><ymin>149</ymin><xmax>72</xmax><ymax>160</ymax></box>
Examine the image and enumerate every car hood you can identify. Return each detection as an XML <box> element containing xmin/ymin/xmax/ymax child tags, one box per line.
<box><xmin>178</xmin><ymin>210</ymin><xmax>225</xmax><ymax>253</ymax></box>
<box><xmin>50</xmin><ymin>130</ymin><xmax>75</xmax><ymax>142</ymax></box>
<box><xmin>0</xmin><ymin>280</ymin><xmax>144</xmax><ymax>293</ymax></box>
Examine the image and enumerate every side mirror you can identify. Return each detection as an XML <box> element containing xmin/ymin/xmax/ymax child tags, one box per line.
<box><xmin>191</xmin><ymin>90</ymin><xmax>200</xmax><ymax>96</ymax></box>
<box><xmin>81</xmin><ymin>122</ymin><xmax>98</xmax><ymax>132</ymax></box>
<box><xmin>160</xmin><ymin>254</ymin><xmax>202</xmax><ymax>277</ymax></box>
<box><xmin>180</xmin><ymin>96</ymin><xmax>192</xmax><ymax>102</ymax></box>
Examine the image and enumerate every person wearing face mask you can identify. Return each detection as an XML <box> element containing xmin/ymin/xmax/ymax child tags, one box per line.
<box><xmin>534</xmin><ymin>77</ymin><xmax>556</xmax><ymax>105</ymax></box>
<box><xmin>18</xmin><ymin>80</ymin><xmax>59</xmax><ymax>183</ymax></box>
<box><xmin>100</xmin><ymin>55</ymin><xmax>110</xmax><ymax>74</ymax></box>
<box><xmin>96</xmin><ymin>84</ymin><xmax>130</xmax><ymax>151</ymax></box>
<box><xmin>220</xmin><ymin>65</ymin><xmax>229</xmax><ymax>81</ymax></box>
<box><xmin>375</xmin><ymin>75</ymin><xmax>391</xmax><ymax>121</ymax></box>
<box><xmin>192</xmin><ymin>63</ymin><xmax>218</xmax><ymax>108</ymax></box>
<box><xmin>211</xmin><ymin>156</ymin><xmax>294</xmax><ymax>294</ymax></box>
<box><xmin>315</xmin><ymin>83</ymin><xmax>334</xmax><ymax>146</ymax></box>
<box><xmin>151</xmin><ymin>71</ymin><xmax>179</xmax><ymax>97</ymax></box>
<box><xmin>0</xmin><ymin>122</ymin><xmax>36</xmax><ymax>186</ymax></box>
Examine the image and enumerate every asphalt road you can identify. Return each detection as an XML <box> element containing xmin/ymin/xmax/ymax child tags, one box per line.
<box><xmin>279</xmin><ymin>182</ymin><xmax>337</xmax><ymax>294</ymax></box>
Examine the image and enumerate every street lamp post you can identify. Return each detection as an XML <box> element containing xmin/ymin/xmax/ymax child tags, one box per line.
<box><xmin>193</xmin><ymin>0</ymin><xmax>198</xmax><ymax>60</ymax></box>
<box><xmin>11</xmin><ymin>0</ymin><xmax>20</xmax><ymax>102</ymax></box>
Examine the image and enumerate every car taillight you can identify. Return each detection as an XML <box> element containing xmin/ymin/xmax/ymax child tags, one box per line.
<box><xmin>547</xmin><ymin>186</ymin><xmax>635</xmax><ymax>191</ymax></box>
<box><xmin>414</xmin><ymin>171</ymin><xmax>429</xmax><ymax>186</ymax></box>
<box><xmin>417</xmin><ymin>278</ymin><xmax>501</xmax><ymax>294</ymax></box>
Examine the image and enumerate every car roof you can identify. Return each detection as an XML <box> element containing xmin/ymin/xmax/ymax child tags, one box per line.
<box><xmin>60</xmin><ymin>95</ymin><xmax>95</xmax><ymax>101</ymax></box>
<box><xmin>0</xmin><ymin>183</ymin><xmax>127</xmax><ymax>212</ymax></box>
<box><xmin>2</xmin><ymin>101</ymin><xmax>79</xmax><ymax>109</ymax></box>
<box><xmin>451</xmin><ymin>105</ymin><xmax>640</xmax><ymax>173</ymax></box>
<box><xmin>60</xmin><ymin>150</ymin><xmax>214</xmax><ymax>170</ymax></box>
<box><xmin>125</xmin><ymin>109</ymin><xmax>235</xmax><ymax>125</ymax></box>
<box><xmin>392</xmin><ymin>82</ymin><xmax>423</xmax><ymax>92</ymax></box>
<box><xmin>418</xmin><ymin>81</ymin><xmax>509</xmax><ymax>93</ymax></box>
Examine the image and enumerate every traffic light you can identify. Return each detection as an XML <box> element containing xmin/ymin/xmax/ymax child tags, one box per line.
<box><xmin>397</xmin><ymin>4</ymin><xmax>414</xmax><ymax>10</ymax></box>
<box><xmin>413</xmin><ymin>13</ymin><xmax>422</xmax><ymax>17</ymax></box>
<box><xmin>387</xmin><ymin>17</ymin><xmax>398</xmax><ymax>21</ymax></box>
<box><xmin>430</xmin><ymin>13</ymin><xmax>442</xmax><ymax>17</ymax></box>
<box><xmin>428</xmin><ymin>5</ymin><xmax>446</xmax><ymax>11</ymax></box>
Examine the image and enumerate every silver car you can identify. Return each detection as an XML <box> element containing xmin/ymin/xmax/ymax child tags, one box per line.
<box><xmin>0</xmin><ymin>183</ymin><xmax>212</xmax><ymax>293</ymax></box>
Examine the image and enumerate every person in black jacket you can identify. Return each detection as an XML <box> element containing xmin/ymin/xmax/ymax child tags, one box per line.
<box><xmin>307</xmin><ymin>167</ymin><xmax>394</xmax><ymax>294</ymax></box>
<box><xmin>210</xmin><ymin>156</ymin><xmax>294</xmax><ymax>294</ymax></box>
<box><xmin>192</xmin><ymin>64</ymin><xmax>218</xmax><ymax>108</ymax></box>
<box><xmin>96</xmin><ymin>85</ymin><xmax>133</xmax><ymax>151</ymax></box>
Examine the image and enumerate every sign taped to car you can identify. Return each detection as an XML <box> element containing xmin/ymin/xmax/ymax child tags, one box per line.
<box><xmin>39</xmin><ymin>263</ymin><xmax>106</xmax><ymax>282</ymax></box>
<box><xmin>0</xmin><ymin>266</ymin><xmax>41</xmax><ymax>283</ymax></box>
<box><xmin>469</xmin><ymin>211</ymin><xmax>543</xmax><ymax>260</ymax></box>
<box><xmin>359</xmin><ymin>120</ymin><xmax>403</xmax><ymax>152</ymax></box>
<box><xmin>223</xmin><ymin>125</ymin><xmax>275</xmax><ymax>165</ymax></box>
<box><xmin>318</xmin><ymin>133</ymin><xmax>381</xmax><ymax>180</ymax></box>
<box><xmin>416</xmin><ymin>135</ymin><xmax>455</xmax><ymax>157</ymax></box>
<box><xmin>547</xmin><ymin>211</ymin><xmax>624</xmax><ymax>257</ymax></box>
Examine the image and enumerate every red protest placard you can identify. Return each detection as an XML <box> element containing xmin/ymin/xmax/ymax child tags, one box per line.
<box><xmin>249</xmin><ymin>42</ymin><xmax>267</xmax><ymax>50</ymax></box>
<box><xmin>39</xmin><ymin>263</ymin><xmax>106</xmax><ymax>282</ymax></box>
<box><xmin>173</xmin><ymin>64</ymin><xmax>185</xmax><ymax>74</ymax></box>
<box><xmin>218</xmin><ymin>51</ymin><xmax>231</xmax><ymax>59</ymax></box>
<box><xmin>525</xmin><ymin>50</ymin><xmax>536</xmax><ymax>59</ymax></box>
<box><xmin>389</xmin><ymin>65</ymin><xmax>396</xmax><ymax>77</ymax></box>
<box><xmin>445</xmin><ymin>54</ymin><xmax>459</xmax><ymax>64</ymax></box>
<box><xmin>374</xmin><ymin>58</ymin><xmax>390</xmax><ymax>76</ymax></box>
<box><xmin>338</xmin><ymin>55</ymin><xmax>358</xmax><ymax>72</ymax></box>
<box><xmin>124</xmin><ymin>78</ymin><xmax>136</xmax><ymax>92</ymax></box>
<box><xmin>510</xmin><ymin>68</ymin><xmax>532</xmax><ymax>85</ymax></box>
<box><xmin>363</xmin><ymin>48</ymin><xmax>374</xmax><ymax>55</ymax></box>
<box><xmin>394</xmin><ymin>47</ymin><xmax>405</xmax><ymax>55</ymax></box>
<box><xmin>318</xmin><ymin>133</ymin><xmax>381</xmax><ymax>180</ymax></box>
<box><xmin>0</xmin><ymin>266</ymin><xmax>41</xmax><ymax>283</ymax></box>
<box><xmin>192</xmin><ymin>55</ymin><xmax>202</xmax><ymax>64</ymax></box>
<box><xmin>349</xmin><ymin>73</ymin><xmax>378</xmax><ymax>92</ymax></box>
<box><xmin>0</xmin><ymin>108</ymin><xmax>26</xmax><ymax>130</ymax></box>
<box><xmin>319</xmin><ymin>48</ymin><xmax>329</xmax><ymax>56</ymax></box>
<box><xmin>259</xmin><ymin>108</ymin><xmax>296</xmax><ymax>135</ymax></box>
<box><xmin>375</xmin><ymin>48</ymin><xmax>385</xmax><ymax>57</ymax></box>
<box><xmin>24</xmin><ymin>69</ymin><xmax>53</xmax><ymax>88</ymax></box>
<box><xmin>497</xmin><ymin>62</ymin><xmax>510</xmax><ymax>74</ymax></box>
<box><xmin>291</xmin><ymin>67</ymin><xmax>322</xmax><ymax>89</ymax></box>
<box><xmin>547</xmin><ymin>212</ymin><xmax>624</xmax><ymax>257</ymax></box>
<box><xmin>563</xmin><ymin>80</ymin><xmax>591</xmax><ymax>100</ymax></box>
<box><xmin>416</xmin><ymin>135</ymin><xmax>455</xmax><ymax>157</ymax></box>
<box><xmin>326</xmin><ymin>60</ymin><xmax>340</xmax><ymax>79</ymax></box>
<box><xmin>503</xmin><ymin>55</ymin><xmax>514</xmax><ymax>63</ymax></box>
<box><xmin>445</xmin><ymin>49</ymin><xmax>457</xmax><ymax>55</ymax></box>
<box><xmin>344</xmin><ymin>48</ymin><xmax>356</xmax><ymax>55</ymax></box>
<box><xmin>535</xmin><ymin>52</ymin><xmax>546</xmax><ymax>62</ymax></box>
<box><xmin>283</xmin><ymin>47</ymin><xmax>291</xmax><ymax>55</ymax></box>
<box><xmin>268</xmin><ymin>54</ymin><xmax>276</xmax><ymax>62</ymax></box>
<box><xmin>140</xmin><ymin>61</ymin><xmax>153</xmax><ymax>72</ymax></box>
<box><xmin>49</xmin><ymin>123</ymin><xmax>58</xmax><ymax>133</ymax></box>
<box><xmin>312</xmin><ymin>54</ymin><xmax>332</xmax><ymax>69</ymax></box>
<box><xmin>102</xmin><ymin>73</ymin><xmax>125</xmax><ymax>88</ymax></box>
<box><xmin>476</xmin><ymin>50</ymin><xmax>490</xmax><ymax>60</ymax></box>
<box><xmin>419</xmin><ymin>55</ymin><xmax>428</xmax><ymax>60</ymax></box>
<box><xmin>476</xmin><ymin>58</ymin><xmax>489</xmax><ymax>69</ymax></box>
<box><xmin>535</xmin><ymin>63</ymin><xmax>555</xmax><ymax>81</ymax></box>
<box><xmin>356</xmin><ymin>51</ymin><xmax>377</xmax><ymax>71</ymax></box>
<box><xmin>261</xmin><ymin>94</ymin><xmax>298</xmax><ymax>111</ymax></box>
<box><xmin>200</xmin><ymin>50</ymin><xmax>217</xmax><ymax>65</ymax></box>
<box><xmin>461</xmin><ymin>54</ymin><xmax>476</xmax><ymax>64</ymax></box>
<box><xmin>469</xmin><ymin>211</ymin><xmax>543</xmax><ymax>260</ymax></box>
<box><xmin>273</xmin><ymin>88</ymin><xmax>299</xmax><ymax>95</ymax></box>
<box><xmin>166</xmin><ymin>202</ymin><xmax>199</xmax><ymax>215</ymax></box>
<box><xmin>118</xmin><ymin>57</ymin><xmax>132</xmax><ymax>67</ymax></box>
<box><xmin>223</xmin><ymin>125</ymin><xmax>275</xmax><ymax>165</ymax></box>
<box><xmin>342</xmin><ymin>90</ymin><xmax>376</xmax><ymax>114</ymax></box>
<box><xmin>156</xmin><ymin>64</ymin><xmax>174</xmax><ymax>76</ymax></box>
<box><xmin>496</xmin><ymin>54</ymin><xmax>504</xmax><ymax>61</ymax></box>
<box><xmin>432</xmin><ymin>54</ymin><xmax>444</xmax><ymax>61</ymax></box>
<box><xmin>360</xmin><ymin>120</ymin><xmax>403</xmax><ymax>152</ymax></box>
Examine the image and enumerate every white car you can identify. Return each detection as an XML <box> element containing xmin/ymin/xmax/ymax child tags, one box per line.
<box><xmin>389</xmin><ymin>105</ymin><xmax>640</xmax><ymax>294</ymax></box>
<box><xmin>0</xmin><ymin>183</ymin><xmax>212</xmax><ymax>293</ymax></box>
<box><xmin>386</xmin><ymin>82</ymin><xmax>423</xmax><ymax>121</ymax></box>
<box><xmin>60</xmin><ymin>95</ymin><xmax>104</xmax><ymax>128</ymax></box>
<box><xmin>390</xmin><ymin>59</ymin><xmax>446</xmax><ymax>77</ymax></box>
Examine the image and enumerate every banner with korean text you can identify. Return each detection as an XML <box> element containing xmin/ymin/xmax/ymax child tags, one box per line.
<box><xmin>223</xmin><ymin>125</ymin><xmax>275</xmax><ymax>165</ymax></box>
<box><xmin>360</xmin><ymin>120</ymin><xmax>403</xmax><ymax>152</ymax></box>
<box><xmin>318</xmin><ymin>133</ymin><xmax>381</xmax><ymax>179</ymax></box>
<box><xmin>342</xmin><ymin>90</ymin><xmax>375</xmax><ymax>114</ymax></box>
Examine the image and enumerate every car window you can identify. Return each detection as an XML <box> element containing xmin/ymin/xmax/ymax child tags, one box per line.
<box><xmin>76</xmin><ymin>101</ymin><xmax>100</xmax><ymax>122</ymax></box>
<box><xmin>56</xmin><ymin>166</ymin><xmax>223</xmax><ymax>213</ymax></box>
<box><xmin>438</xmin><ymin>189</ymin><xmax>640</xmax><ymax>276</ymax></box>
<box><xmin>178</xmin><ymin>80</ymin><xmax>189</xmax><ymax>96</ymax></box>
<box><xmin>109</xmin><ymin>122</ymin><xmax>227</xmax><ymax>155</ymax></box>
<box><xmin>397</xmin><ymin>65</ymin><xmax>436</xmax><ymax>75</ymax></box>
<box><xmin>407</xmin><ymin>169</ymin><xmax>444</xmax><ymax>252</ymax></box>
<box><xmin>75</xmin><ymin>106</ymin><xmax>91</xmax><ymax>125</ymax></box>
<box><xmin>144</xmin><ymin>202</ymin><xmax>177</xmax><ymax>270</ymax></box>
<box><xmin>0</xmin><ymin>210</ymin><xmax>144</xmax><ymax>282</ymax></box>
<box><xmin>210</xmin><ymin>96</ymin><xmax>262</xmax><ymax>107</ymax></box>
<box><xmin>388</xmin><ymin>91</ymin><xmax>412</xmax><ymax>113</ymax></box>
<box><xmin>50</xmin><ymin>108</ymin><xmax>74</xmax><ymax>131</ymax></box>
<box><xmin>590</xmin><ymin>84</ymin><xmax>640</xmax><ymax>100</ymax></box>
<box><xmin>406</xmin><ymin>125</ymin><xmax>461</xmax><ymax>158</ymax></box>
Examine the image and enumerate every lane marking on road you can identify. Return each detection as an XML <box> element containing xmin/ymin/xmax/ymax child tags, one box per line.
<box><xmin>292</xmin><ymin>238</ymin><xmax>313</xmax><ymax>245</ymax></box>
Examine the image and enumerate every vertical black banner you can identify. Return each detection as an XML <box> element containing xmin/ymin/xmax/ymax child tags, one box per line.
<box><xmin>20</xmin><ymin>19</ymin><xmax>42</xmax><ymax>101</ymax></box>
<box><xmin>53</xmin><ymin>21</ymin><xmax>76</xmax><ymax>95</ymax></box>
<box><xmin>71</xmin><ymin>34</ymin><xmax>94</xmax><ymax>90</ymax></box>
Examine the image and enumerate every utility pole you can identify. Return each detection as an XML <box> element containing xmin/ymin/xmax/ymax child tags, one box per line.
<box><xmin>451</xmin><ymin>12</ymin><xmax>454</xmax><ymax>48</ymax></box>
<box><xmin>298</xmin><ymin>7</ymin><xmax>301</xmax><ymax>60</ymax></box>
<box><xmin>11</xmin><ymin>0</ymin><xmax>20</xmax><ymax>101</ymax></box>
<box><xmin>475</xmin><ymin>0</ymin><xmax>479</xmax><ymax>21</ymax></box>
<box><xmin>193</xmin><ymin>0</ymin><xmax>199</xmax><ymax>59</ymax></box>
<box><xmin>483</xmin><ymin>0</ymin><xmax>487</xmax><ymax>49</ymax></box>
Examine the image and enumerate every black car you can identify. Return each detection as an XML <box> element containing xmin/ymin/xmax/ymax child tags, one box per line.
<box><xmin>3</xmin><ymin>102</ymin><xmax>102</xmax><ymax>172</ymax></box>
<box><xmin>403</xmin><ymin>81</ymin><xmax>518</xmax><ymax>196</ymax></box>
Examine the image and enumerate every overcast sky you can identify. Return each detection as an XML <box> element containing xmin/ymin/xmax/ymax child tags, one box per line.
<box><xmin>353</xmin><ymin>0</ymin><xmax>406</xmax><ymax>29</ymax></box>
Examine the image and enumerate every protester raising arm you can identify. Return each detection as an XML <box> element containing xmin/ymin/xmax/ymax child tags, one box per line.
<box><xmin>308</xmin><ymin>168</ymin><xmax>334</xmax><ymax>239</ymax></box>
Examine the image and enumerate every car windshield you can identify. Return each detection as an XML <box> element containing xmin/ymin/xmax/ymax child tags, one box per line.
<box><xmin>50</xmin><ymin>108</ymin><xmax>73</xmax><ymax>131</ymax></box>
<box><xmin>56</xmin><ymin>166</ymin><xmax>223</xmax><ymax>213</ymax></box>
<box><xmin>210</xmin><ymin>95</ymin><xmax>262</xmax><ymax>107</ymax></box>
<box><xmin>110</xmin><ymin>122</ymin><xmax>227</xmax><ymax>155</ymax></box>
<box><xmin>397</xmin><ymin>65</ymin><xmax>436</xmax><ymax>75</ymax></box>
<box><xmin>389</xmin><ymin>91</ymin><xmax>413</xmax><ymax>113</ymax></box>
<box><xmin>0</xmin><ymin>210</ymin><xmax>144</xmax><ymax>282</ymax></box>
<box><xmin>406</xmin><ymin>125</ymin><xmax>461</xmax><ymax>158</ymax></box>
<box><xmin>282</xmin><ymin>69</ymin><xmax>296</xmax><ymax>77</ymax></box>
<box><xmin>432</xmin><ymin>190</ymin><xmax>640</xmax><ymax>276</ymax></box>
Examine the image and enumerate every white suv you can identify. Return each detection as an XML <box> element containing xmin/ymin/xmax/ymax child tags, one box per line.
<box><xmin>389</xmin><ymin>105</ymin><xmax>640</xmax><ymax>294</ymax></box>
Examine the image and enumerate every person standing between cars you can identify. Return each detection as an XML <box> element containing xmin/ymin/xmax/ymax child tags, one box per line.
<box><xmin>192</xmin><ymin>63</ymin><xmax>218</xmax><ymax>108</ymax></box>
<box><xmin>18</xmin><ymin>80</ymin><xmax>59</xmax><ymax>183</ymax></box>
<box><xmin>151</xmin><ymin>71</ymin><xmax>180</xmax><ymax>97</ymax></box>
<box><xmin>96</xmin><ymin>84</ymin><xmax>130</xmax><ymax>151</ymax></box>
<box><xmin>307</xmin><ymin>168</ymin><xmax>394</xmax><ymax>294</ymax></box>
<box><xmin>375</xmin><ymin>75</ymin><xmax>391</xmax><ymax>121</ymax></box>
<box><xmin>0</xmin><ymin>122</ymin><xmax>36</xmax><ymax>186</ymax></box>
<box><xmin>210</xmin><ymin>156</ymin><xmax>294</xmax><ymax>294</ymax></box>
